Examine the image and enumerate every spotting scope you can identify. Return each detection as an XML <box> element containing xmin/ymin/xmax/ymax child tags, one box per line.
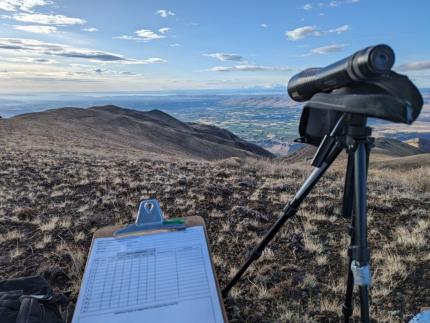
<box><xmin>287</xmin><ymin>44</ymin><xmax>395</xmax><ymax>102</ymax></box>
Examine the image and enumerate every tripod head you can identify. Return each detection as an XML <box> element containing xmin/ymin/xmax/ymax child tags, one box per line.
<box><xmin>288</xmin><ymin>45</ymin><xmax>423</xmax><ymax>147</ymax></box>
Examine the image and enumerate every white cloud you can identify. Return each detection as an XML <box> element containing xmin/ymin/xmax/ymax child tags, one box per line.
<box><xmin>261</xmin><ymin>23</ymin><xmax>268</xmax><ymax>28</ymax></box>
<box><xmin>170</xmin><ymin>43</ymin><xmax>181</xmax><ymax>47</ymax></box>
<box><xmin>311</xmin><ymin>44</ymin><xmax>345</xmax><ymax>54</ymax></box>
<box><xmin>0</xmin><ymin>62</ymin><xmax>91</xmax><ymax>81</ymax></box>
<box><xmin>397</xmin><ymin>61</ymin><xmax>430</xmax><ymax>71</ymax></box>
<box><xmin>0</xmin><ymin>38</ymin><xmax>166</xmax><ymax>64</ymax></box>
<box><xmin>113</xmin><ymin>33</ymin><xmax>168</xmax><ymax>43</ymax></box>
<box><xmin>158</xmin><ymin>27</ymin><xmax>169</xmax><ymax>34</ymax></box>
<box><xmin>83</xmin><ymin>27</ymin><xmax>98</xmax><ymax>32</ymax></box>
<box><xmin>329</xmin><ymin>0</ymin><xmax>360</xmax><ymax>7</ymax></box>
<box><xmin>13</xmin><ymin>24</ymin><xmax>56</xmax><ymax>34</ymax></box>
<box><xmin>0</xmin><ymin>0</ymin><xmax>51</xmax><ymax>12</ymax></box>
<box><xmin>113</xmin><ymin>35</ymin><xmax>139</xmax><ymax>41</ymax></box>
<box><xmin>20</xmin><ymin>0</ymin><xmax>50</xmax><ymax>11</ymax></box>
<box><xmin>114</xmin><ymin>30</ymin><xmax>166</xmax><ymax>42</ymax></box>
<box><xmin>301</xmin><ymin>0</ymin><xmax>359</xmax><ymax>10</ymax></box>
<box><xmin>11</xmin><ymin>12</ymin><xmax>86</xmax><ymax>25</ymax></box>
<box><xmin>285</xmin><ymin>26</ymin><xmax>320</xmax><ymax>40</ymax></box>
<box><xmin>209</xmin><ymin>65</ymin><xmax>291</xmax><ymax>72</ymax></box>
<box><xmin>142</xmin><ymin>57</ymin><xmax>166</xmax><ymax>64</ymax></box>
<box><xmin>156</xmin><ymin>9</ymin><xmax>175</xmax><ymax>18</ymax></box>
<box><xmin>329</xmin><ymin>1</ymin><xmax>341</xmax><ymax>7</ymax></box>
<box><xmin>120</xmin><ymin>57</ymin><xmax>167</xmax><ymax>65</ymax></box>
<box><xmin>203</xmin><ymin>52</ymin><xmax>243</xmax><ymax>61</ymax></box>
<box><xmin>326</xmin><ymin>24</ymin><xmax>349</xmax><ymax>34</ymax></box>
<box><xmin>135</xmin><ymin>29</ymin><xmax>165</xmax><ymax>41</ymax></box>
<box><xmin>2</xmin><ymin>56</ymin><xmax>56</xmax><ymax>63</ymax></box>
<box><xmin>285</xmin><ymin>24</ymin><xmax>349</xmax><ymax>40</ymax></box>
<box><xmin>0</xmin><ymin>0</ymin><xmax>16</xmax><ymax>11</ymax></box>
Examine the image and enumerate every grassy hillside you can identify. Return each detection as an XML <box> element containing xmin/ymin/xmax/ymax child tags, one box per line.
<box><xmin>0</xmin><ymin>144</ymin><xmax>428</xmax><ymax>322</ymax></box>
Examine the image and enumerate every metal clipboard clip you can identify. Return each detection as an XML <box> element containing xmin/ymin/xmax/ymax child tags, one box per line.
<box><xmin>114</xmin><ymin>199</ymin><xmax>186</xmax><ymax>237</ymax></box>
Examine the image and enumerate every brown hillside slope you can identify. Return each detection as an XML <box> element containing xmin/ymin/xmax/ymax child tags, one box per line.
<box><xmin>373</xmin><ymin>137</ymin><xmax>425</xmax><ymax>157</ymax></box>
<box><xmin>0</xmin><ymin>105</ymin><xmax>273</xmax><ymax>160</ymax></box>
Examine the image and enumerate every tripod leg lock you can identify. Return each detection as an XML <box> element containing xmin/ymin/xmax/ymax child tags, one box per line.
<box><xmin>351</xmin><ymin>261</ymin><xmax>372</xmax><ymax>286</ymax></box>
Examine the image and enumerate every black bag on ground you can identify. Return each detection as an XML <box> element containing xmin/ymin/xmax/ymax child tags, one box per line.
<box><xmin>0</xmin><ymin>276</ymin><xmax>68</xmax><ymax>323</ymax></box>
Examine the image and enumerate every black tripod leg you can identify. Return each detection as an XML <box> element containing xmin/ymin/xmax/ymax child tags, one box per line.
<box><xmin>342</xmin><ymin>153</ymin><xmax>355</xmax><ymax>323</ymax></box>
<box><xmin>342</xmin><ymin>153</ymin><xmax>355</xmax><ymax>219</ymax></box>
<box><xmin>352</xmin><ymin>143</ymin><xmax>371</xmax><ymax>323</ymax></box>
<box><xmin>359</xmin><ymin>287</ymin><xmax>370</xmax><ymax>322</ymax></box>
<box><xmin>343</xmin><ymin>222</ymin><xmax>355</xmax><ymax>323</ymax></box>
<box><xmin>222</xmin><ymin>142</ymin><xmax>344</xmax><ymax>297</ymax></box>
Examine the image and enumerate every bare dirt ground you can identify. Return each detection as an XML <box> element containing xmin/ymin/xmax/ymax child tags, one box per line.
<box><xmin>0</xmin><ymin>145</ymin><xmax>429</xmax><ymax>322</ymax></box>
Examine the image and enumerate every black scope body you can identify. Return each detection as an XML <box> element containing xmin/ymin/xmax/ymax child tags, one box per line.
<box><xmin>287</xmin><ymin>44</ymin><xmax>395</xmax><ymax>102</ymax></box>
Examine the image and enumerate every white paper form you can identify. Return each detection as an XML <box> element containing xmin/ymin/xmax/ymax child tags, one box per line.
<box><xmin>72</xmin><ymin>226</ymin><xmax>225</xmax><ymax>323</ymax></box>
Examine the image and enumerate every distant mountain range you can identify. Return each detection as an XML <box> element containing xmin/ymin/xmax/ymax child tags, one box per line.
<box><xmin>0</xmin><ymin>105</ymin><xmax>273</xmax><ymax>160</ymax></box>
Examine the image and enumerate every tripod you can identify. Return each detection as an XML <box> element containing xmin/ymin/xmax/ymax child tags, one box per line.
<box><xmin>222</xmin><ymin>113</ymin><xmax>373</xmax><ymax>323</ymax></box>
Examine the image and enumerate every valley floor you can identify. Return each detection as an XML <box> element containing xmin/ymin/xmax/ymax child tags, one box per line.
<box><xmin>0</xmin><ymin>146</ymin><xmax>429</xmax><ymax>322</ymax></box>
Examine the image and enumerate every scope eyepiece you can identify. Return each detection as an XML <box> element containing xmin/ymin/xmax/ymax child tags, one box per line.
<box><xmin>369</xmin><ymin>45</ymin><xmax>394</xmax><ymax>72</ymax></box>
<box><xmin>350</xmin><ymin>44</ymin><xmax>395</xmax><ymax>80</ymax></box>
<box><xmin>288</xmin><ymin>44</ymin><xmax>395</xmax><ymax>102</ymax></box>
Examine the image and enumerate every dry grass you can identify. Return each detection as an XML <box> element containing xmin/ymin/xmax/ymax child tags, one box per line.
<box><xmin>376</xmin><ymin>251</ymin><xmax>408</xmax><ymax>285</ymax></box>
<box><xmin>39</xmin><ymin>216</ymin><xmax>60</xmax><ymax>231</ymax></box>
<box><xmin>10</xmin><ymin>245</ymin><xmax>24</xmax><ymax>259</ymax></box>
<box><xmin>320</xmin><ymin>297</ymin><xmax>341</xmax><ymax>315</ymax></box>
<box><xmin>303</xmin><ymin>231</ymin><xmax>324</xmax><ymax>254</ymax></box>
<box><xmin>35</xmin><ymin>235</ymin><xmax>52</xmax><ymax>249</ymax></box>
<box><xmin>369</xmin><ymin>165</ymin><xmax>430</xmax><ymax>193</ymax></box>
<box><xmin>0</xmin><ymin>230</ymin><xmax>24</xmax><ymax>242</ymax></box>
<box><xmin>0</xmin><ymin>146</ymin><xmax>428</xmax><ymax>322</ymax></box>
<box><xmin>395</xmin><ymin>220</ymin><xmax>428</xmax><ymax>247</ymax></box>
<box><xmin>301</xmin><ymin>273</ymin><xmax>318</xmax><ymax>288</ymax></box>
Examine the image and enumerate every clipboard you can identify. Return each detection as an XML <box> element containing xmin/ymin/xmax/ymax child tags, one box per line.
<box><xmin>72</xmin><ymin>199</ymin><xmax>228</xmax><ymax>323</ymax></box>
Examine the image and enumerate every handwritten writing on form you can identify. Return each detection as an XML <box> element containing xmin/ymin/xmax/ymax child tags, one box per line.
<box><xmin>72</xmin><ymin>226</ymin><xmax>224</xmax><ymax>323</ymax></box>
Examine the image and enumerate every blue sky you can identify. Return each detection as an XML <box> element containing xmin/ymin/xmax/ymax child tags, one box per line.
<box><xmin>0</xmin><ymin>0</ymin><xmax>429</xmax><ymax>93</ymax></box>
